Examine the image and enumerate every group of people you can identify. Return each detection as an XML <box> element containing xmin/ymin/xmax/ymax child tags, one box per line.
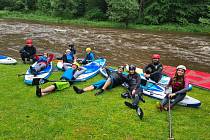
<box><xmin>20</xmin><ymin>38</ymin><xmax>191</xmax><ymax>119</ymax></box>
<box><xmin>19</xmin><ymin>39</ymin><xmax>95</xmax><ymax>75</ymax></box>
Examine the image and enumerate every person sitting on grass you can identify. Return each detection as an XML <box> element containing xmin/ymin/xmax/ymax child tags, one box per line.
<box><xmin>81</xmin><ymin>47</ymin><xmax>95</xmax><ymax>64</ymax></box>
<box><xmin>73</xmin><ymin>66</ymin><xmax>126</xmax><ymax>95</ymax></box>
<box><xmin>143</xmin><ymin>54</ymin><xmax>163</xmax><ymax>83</ymax></box>
<box><xmin>122</xmin><ymin>65</ymin><xmax>145</xmax><ymax>120</ymax></box>
<box><xmin>19</xmin><ymin>38</ymin><xmax>36</xmax><ymax>63</ymax></box>
<box><xmin>157</xmin><ymin>65</ymin><xmax>191</xmax><ymax>111</ymax></box>
<box><xmin>35</xmin><ymin>62</ymin><xmax>86</xmax><ymax>97</ymax></box>
<box><xmin>30</xmin><ymin>53</ymin><xmax>54</xmax><ymax>75</ymax></box>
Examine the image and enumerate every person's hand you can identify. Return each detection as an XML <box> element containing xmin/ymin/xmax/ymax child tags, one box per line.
<box><xmin>169</xmin><ymin>93</ymin><xmax>176</xmax><ymax>98</ymax></box>
<box><xmin>144</xmin><ymin>73</ymin><xmax>150</xmax><ymax>78</ymax></box>
<box><xmin>132</xmin><ymin>89</ymin><xmax>136</xmax><ymax>96</ymax></box>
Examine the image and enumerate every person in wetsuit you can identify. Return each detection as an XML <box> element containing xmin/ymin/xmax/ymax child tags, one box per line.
<box><xmin>72</xmin><ymin>66</ymin><xmax>126</xmax><ymax>95</ymax></box>
<box><xmin>143</xmin><ymin>54</ymin><xmax>163</xmax><ymax>83</ymax></box>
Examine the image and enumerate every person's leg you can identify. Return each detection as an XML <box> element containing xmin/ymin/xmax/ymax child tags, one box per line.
<box><xmin>150</xmin><ymin>72</ymin><xmax>162</xmax><ymax>83</ymax></box>
<box><xmin>34</xmin><ymin>63</ymin><xmax>47</xmax><ymax>72</ymax></box>
<box><xmin>73</xmin><ymin>85</ymin><xmax>95</xmax><ymax>94</ymax></box>
<box><xmin>20</xmin><ymin>53</ymin><xmax>27</xmax><ymax>63</ymax></box>
<box><xmin>95</xmin><ymin>78</ymin><xmax>112</xmax><ymax>95</ymax></box>
<box><xmin>73</xmin><ymin>79</ymin><xmax>105</xmax><ymax>94</ymax></box>
<box><xmin>101</xmin><ymin>77</ymin><xmax>112</xmax><ymax>90</ymax></box>
<box><xmin>63</xmin><ymin>63</ymin><xmax>72</xmax><ymax>71</ymax></box>
<box><xmin>41</xmin><ymin>85</ymin><xmax>56</xmax><ymax>96</ymax></box>
<box><xmin>170</xmin><ymin>93</ymin><xmax>186</xmax><ymax>108</ymax></box>
<box><xmin>161</xmin><ymin>94</ymin><xmax>169</xmax><ymax>107</ymax></box>
<box><xmin>36</xmin><ymin>85</ymin><xmax>56</xmax><ymax>97</ymax></box>
<box><xmin>73</xmin><ymin>68</ymin><xmax>86</xmax><ymax>79</ymax></box>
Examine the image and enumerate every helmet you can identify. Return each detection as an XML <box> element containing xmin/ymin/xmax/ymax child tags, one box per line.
<box><xmin>86</xmin><ymin>47</ymin><xmax>91</xmax><ymax>52</ymax></box>
<box><xmin>69</xmin><ymin>42</ymin><xmax>74</xmax><ymax>47</ymax></box>
<box><xmin>26</xmin><ymin>39</ymin><xmax>33</xmax><ymax>46</ymax></box>
<box><xmin>152</xmin><ymin>54</ymin><xmax>160</xmax><ymax>59</ymax></box>
<box><xmin>72</xmin><ymin>62</ymin><xmax>80</xmax><ymax>68</ymax></box>
<box><xmin>176</xmin><ymin>65</ymin><xmax>186</xmax><ymax>71</ymax></box>
<box><xmin>129</xmin><ymin>65</ymin><xmax>136</xmax><ymax>71</ymax></box>
<box><xmin>66</xmin><ymin>49</ymin><xmax>71</xmax><ymax>53</ymax></box>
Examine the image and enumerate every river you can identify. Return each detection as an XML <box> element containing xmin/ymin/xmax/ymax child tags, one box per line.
<box><xmin>0</xmin><ymin>20</ymin><xmax>209</xmax><ymax>72</ymax></box>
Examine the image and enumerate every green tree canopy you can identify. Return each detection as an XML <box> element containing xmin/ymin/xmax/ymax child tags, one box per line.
<box><xmin>106</xmin><ymin>0</ymin><xmax>139</xmax><ymax>27</ymax></box>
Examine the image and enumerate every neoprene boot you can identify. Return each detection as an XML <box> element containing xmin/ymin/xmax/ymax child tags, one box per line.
<box><xmin>121</xmin><ymin>92</ymin><xmax>131</xmax><ymax>98</ymax></box>
<box><xmin>136</xmin><ymin>107</ymin><xmax>144</xmax><ymax>120</ymax></box>
<box><xmin>124</xmin><ymin>101</ymin><xmax>138</xmax><ymax>109</ymax></box>
<box><xmin>73</xmin><ymin>86</ymin><xmax>84</xmax><ymax>94</ymax></box>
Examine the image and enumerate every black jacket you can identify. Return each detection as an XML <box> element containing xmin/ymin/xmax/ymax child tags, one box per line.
<box><xmin>143</xmin><ymin>63</ymin><xmax>163</xmax><ymax>75</ymax></box>
<box><xmin>19</xmin><ymin>45</ymin><xmax>36</xmax><ymax>56</ymax></box>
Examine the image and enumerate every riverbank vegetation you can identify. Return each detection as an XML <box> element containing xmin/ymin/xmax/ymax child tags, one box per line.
<box><xmin>0</xmin><ymin>63</ymin><xmax>210</xmax><ymax>139</ymax></box>
<box><xmin>0</xmin><ymin>0</ymin><xmax>209</xmax><ymax>33</ymax></box>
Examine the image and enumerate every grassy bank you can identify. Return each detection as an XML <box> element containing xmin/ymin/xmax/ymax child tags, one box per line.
<box><xmin>0</xmin><ymin>63</ymin><xmax>210</xmax><ymax>139</ymax></box>
<box><xmin>0</xmin><ymin>10</ymin><xmax>210</xmax><ymax>34</ymax></box>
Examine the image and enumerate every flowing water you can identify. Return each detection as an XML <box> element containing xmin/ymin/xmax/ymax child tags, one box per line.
<box><xmin>0</xmin><ymin>20</ymin><xmax>209</xmax><ymax>72</ymax></box>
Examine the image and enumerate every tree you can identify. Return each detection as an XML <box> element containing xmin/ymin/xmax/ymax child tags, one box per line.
<box><xmin>106</xmin><ymin>0</ymin><xmax>138</xmax><ymax>28</ymax></box>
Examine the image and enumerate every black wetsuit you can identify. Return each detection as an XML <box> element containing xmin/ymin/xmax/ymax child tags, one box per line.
<box><xmin>143</xmin><ymin>62</ymin><xmax>163</xmax><ymax>82</ymax></box>
<box><xmin>19</xmin><ymin>45</ymin><xmax>36</xmax><ymax>62</ymax></box>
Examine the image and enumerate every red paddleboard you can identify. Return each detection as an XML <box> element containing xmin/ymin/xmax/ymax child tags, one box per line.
<box><xmin>163</xmin><ymin>65</ymin><xmax>210</xmax><ymax>90</ymax></box>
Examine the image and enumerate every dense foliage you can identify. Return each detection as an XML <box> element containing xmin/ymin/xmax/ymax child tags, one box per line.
<box><xmin>0</xmin><ymin>0</ymin><xmax>209</xmax><ymax>26</ymax></box>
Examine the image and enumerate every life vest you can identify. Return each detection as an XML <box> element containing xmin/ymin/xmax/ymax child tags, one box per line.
<box><xmin>171</xmin><ymin>79</ymin><xmax>185</xmax><ymax>93</ymax></box>
<box><xmin>66</xmin><ymin>53</ymin><xmax>74</xmax><ymax>63</ymax></box>
<box><xmin>37</xmin><ymin>56</ymin><xmax>48</xmax><ymax>63</ymax></box>
<box><xmin>127</xmin><ymin>73</ymin><xmax>140</xmax><ymax>89</ymax></box>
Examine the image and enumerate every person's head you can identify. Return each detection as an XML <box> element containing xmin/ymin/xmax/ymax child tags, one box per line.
<box><xmin>117</xmin><ymin>66</ymin><xmax>124</xmax><ymax>73</ymax></box>
<box><xmin>72</xmin><ymin>62</ymin><xmax>80</xmax><ymax>69</ymax></box>
<box><xmin>86</xmin><ymin>47</ymin><xmax>91</xmax><ymax>53</ymax></box>
<box><xmin>176</xmin><ymin>65</ymin><xmax>186</xmax><ymax>77</ymax></box>
<box><xmin>129</xmin><ymin>64</ymin><xmax>136</xmax><ymax>74</ymax></box>
<box><xmin>69</xmin><ymin>42</ymin><xmax>74</xmax><ymax>48</ymax></box>
<box><xmin>26</xmin><ymin>39</ymin><xmax>33</xmax><ymax>47</ymax></box>
<box><xmin>152</xmin><ymin>54</ymin><xmax>160</xmax><ymax>64</ymax></box>
<box><xmin>43</xmin><ymin>52</ymin><xmax>48</xmax><ymax>57</ymax></box>
<box><xmin>66</xmin><ymin>49</ymin><xmax>71</xmax><ymax>54</ymax></box>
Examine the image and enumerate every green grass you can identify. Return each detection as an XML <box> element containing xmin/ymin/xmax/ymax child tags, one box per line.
<box><xmin>0</xmin><ymin>10</ymin><xmax>210</xmax><ymax>34</ymax></box>
<box><xmin>0</xmin><ymin>63</ymin><xmax>210</xmax><ymax>139</ymax></box>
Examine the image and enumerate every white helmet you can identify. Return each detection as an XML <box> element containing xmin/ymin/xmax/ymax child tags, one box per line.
<box><xmin>176</xmin><ymin>65</ymin><xmax>186</xmax><ymax>71</ymax></box>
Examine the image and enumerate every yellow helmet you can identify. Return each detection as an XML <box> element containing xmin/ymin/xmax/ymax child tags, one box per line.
<box><xmin>72</xmin><ymin>62</ymin><xmax>80</xmax><ymax>67</ymax></box>
<box><xmin>86</xmin><ymin>47</ymin><xmax>91</xmax><ymax>52</ymax></box>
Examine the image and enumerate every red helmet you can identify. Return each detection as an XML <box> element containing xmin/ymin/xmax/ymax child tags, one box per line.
<box><xmin>26</xmin><ymin>39</ymin><xmax>33</xmax><ymax>46</ymax></box>
<box><xmin>152</xmin><ymin>54</ymin><xmax>160</xmax><ymax>59</ymax></box>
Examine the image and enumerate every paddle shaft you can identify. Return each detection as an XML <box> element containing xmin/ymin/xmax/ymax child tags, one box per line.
<box><xmin>168</xmin><ymin>94</ymin><xmax>174</xmax><ymax>140</ymax></box>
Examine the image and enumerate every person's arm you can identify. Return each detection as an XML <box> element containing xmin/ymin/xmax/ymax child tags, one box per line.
<box><xmin>133</xmin><ymin>74</ymin><xmax>141</xmax><ymax>90</ymax></box>
<box><xmin>105</xmin><ymin>68</ymin><xmax>111</xmax><ymax>77</ymax></box>
<box><xmin>143</xmin><ymin>64</ymin><xmax>150</xmax><ymax>73</ymax></box>
<box><xmin>31</xmin><ymin>46</ymin><xmax>36</xmax><ymax>56</ymax></box>
<box><xmin>174</xmin><ymin>79</ymin><xmax>190</xmax><ymax>95</ymax></box>
<box><xmin>19</xmin><ymin>46</ymin><xmax>25</xmax><ymax>53</ymax></box>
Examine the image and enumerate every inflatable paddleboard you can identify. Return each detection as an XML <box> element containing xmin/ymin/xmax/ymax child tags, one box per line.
<box><xmin>24</xmin><ymin>62</ymin><xmax>53</xmax><ymax>85</ymax></box>
<box><xmin>0</xmin><ymin>55</ymin><xmax>17</xmax><ymax>64</ymax></box>
<box><xmin>61</xmin><ymin>58</ymin><xmax>106</xmax><ymax>82</ymax></box>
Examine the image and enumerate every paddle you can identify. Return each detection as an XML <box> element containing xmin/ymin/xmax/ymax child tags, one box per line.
<box><xmin>32</xmin><ymin>78</ymin><xmax>86</xmax><ymax>85</ymax></box>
